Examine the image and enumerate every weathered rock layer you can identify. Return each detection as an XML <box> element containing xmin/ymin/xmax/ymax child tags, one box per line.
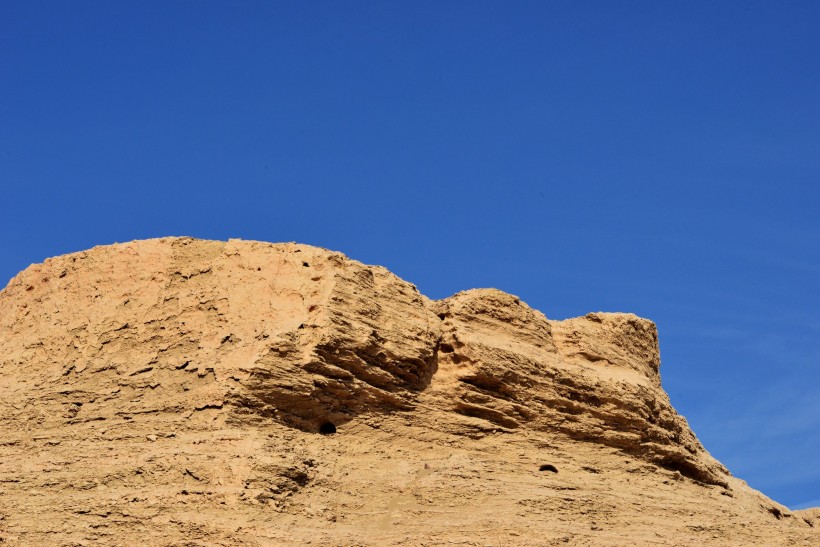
<box><xmin>0</xmin><ymin>237</ymin><xmax>816</xmax><ymax>545</ymax></box>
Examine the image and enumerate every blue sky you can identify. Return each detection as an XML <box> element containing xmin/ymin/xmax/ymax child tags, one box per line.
<box><xmin>2</xmin><ymin>1</ymin><xmax>818</xmax><ymax>509</ymax></box>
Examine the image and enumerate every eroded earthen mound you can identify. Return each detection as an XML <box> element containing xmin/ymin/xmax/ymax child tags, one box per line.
<box><xmin>0</xmin><ymin>237</ymin><xmax>816</xmax><ymax>545</ymax></box>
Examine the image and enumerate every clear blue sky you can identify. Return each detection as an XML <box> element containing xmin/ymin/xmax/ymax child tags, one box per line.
<box><xmin>2</xmin><ymin>1</ymin><xmax>818</xmax><ymax>509</ymax></box>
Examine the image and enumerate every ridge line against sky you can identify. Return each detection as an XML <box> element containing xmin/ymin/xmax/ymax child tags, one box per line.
<box><xmin>1</xmin><ymin>1</ymin><xmax>818</xmax><ymax>509</ymax></box>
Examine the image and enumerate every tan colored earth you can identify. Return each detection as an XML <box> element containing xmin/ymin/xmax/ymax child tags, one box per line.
<box><xmin>0</xmin><ymin>237</ymin><xmax>816</xmax><ymax>545</ymax></box>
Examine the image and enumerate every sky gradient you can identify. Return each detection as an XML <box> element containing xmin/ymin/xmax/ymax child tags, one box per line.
<box><xmin>2</xmin><ymin>2</ymin><xmax>818</xmax><ymax>509</ymax></box>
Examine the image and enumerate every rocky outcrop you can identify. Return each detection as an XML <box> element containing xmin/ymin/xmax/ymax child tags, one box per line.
<box><xmin>431</xmin><ymin>290</ymin><xmax>727</xmax><ymax>486</ymax></box>
<box><xmin>0</xmin><ymin>237</ymin><xmax>816</xmax><ymax>546</ymax></box>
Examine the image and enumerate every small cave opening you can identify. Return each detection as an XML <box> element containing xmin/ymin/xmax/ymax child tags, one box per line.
<box><xmin>319</xmin><ymin>421</ymin><xmax>337</xmax><ymax>435</ymax></box>
<box><xmin>439</xmin><ymin>343</ymin><xmax>455</xmax><ymax>353</ymax></box>
<box><xmin>303</xmin><ymin>261</ymin><xmax>310</xmax><ymax>267</ymax></box>
<box><xmin>539</xmin><ymin>464</ymin><xmax>558</xmax><ymax>473</ymax></box>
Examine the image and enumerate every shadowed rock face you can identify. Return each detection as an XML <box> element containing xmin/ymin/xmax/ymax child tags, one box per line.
<box><xmin>0</xmin><ymin>237</ymin><xmax>816</xmax><ymax>545</ymax></box>
<box><xmin>432</xmin><ymin>290</ymin><xmax>728</xmax><ymax>486</ymax></box>
<box><xmin>0</xmin><ymin>238</ymin><xmax>440</xmax><ymax>433</ymax></box>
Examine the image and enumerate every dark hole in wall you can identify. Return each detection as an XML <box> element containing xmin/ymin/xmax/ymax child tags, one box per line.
<box><xmin>539</xmin><ymin>464</ymin><xmax>558</xmax><ymax>473</ymax></box>
<box><xmin>440</xmin><ymin>343</ymin><xmax>454</xmax><ymax>353</ymax></box>
<box><xmin>658</xmin><ymin>458</ymin><xmax>703</xmax><ymax>481</ymax></box>
<box><xmin>319</xmin><ymin>421</ymin><xmax>336</xmax><ymax>435</ymax></box>
<box><xmin>303</xmin><ymin>262</ymin><xmax>310</xmax><ymax>267</ymax></box>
